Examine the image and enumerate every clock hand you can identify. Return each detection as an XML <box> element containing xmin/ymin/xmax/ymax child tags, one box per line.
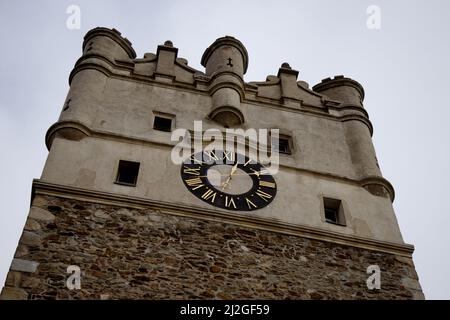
<box><xmin>221</xmin><ymin>176</ymin><xmax>232</xmax><ymax>191</ymax></box>
<box><xmin>229</xmin><ymin>162</ymin><xmax>238</xmax><ymax>177</ymax></box>
<box><xmin>221</xmin><ymin>163</ymin><xmax>239</xmax><ymax>191</ymax></box>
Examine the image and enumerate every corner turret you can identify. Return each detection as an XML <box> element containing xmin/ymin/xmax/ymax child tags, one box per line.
<box><xmin>82</xmin><ymin>27</ymin><xmax>136</xmax><ymax>62</ymax></box>
<box><xmin>201</xmin><ymin>36</ymin><xmax>249</xmax><ymax>127</ymax></box>
<box><xmin>313</xmin><ymin>75</ymin><xmax>364</xmax><ymax>108</ymax></box>
<box><xmin>201</xmin><ymin>36</ymin><xmax>248</xmax><ymax>78</ymax></box>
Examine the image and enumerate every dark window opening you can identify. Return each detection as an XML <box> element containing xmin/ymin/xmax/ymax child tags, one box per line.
<box><xmin>115</xmin><ymin>160</ymin><xmax>140</xmax><ymax>186</ymax></box>
<box><xmin>273</xmin><ymin>137</ymin><xmax>291</xmax><ymax>154</ymax></box>
<box><xmin>325</xmin><ymin>207</ymin><xmax>339</xmax><ymax>224</ymax></box>
<box><xmin>323</xmin><ymin>198</ymin><xmax>346</xmax><ymax>226</ymax></box>
<box><xmin>153</xmin><ymin>116</ymin><xmax>172</xmax><ymax>132</ymax></box>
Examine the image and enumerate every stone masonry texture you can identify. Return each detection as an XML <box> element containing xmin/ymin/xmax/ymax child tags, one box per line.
<box><xmin>0</xmin><ymin>195</ymin><xmax>423</xmax><ymax>300</ymax></box>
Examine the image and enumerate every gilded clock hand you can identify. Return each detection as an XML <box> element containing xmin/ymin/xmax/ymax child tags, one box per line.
<box><xmin>229</xmin><ymin>162</ymin><xmax>238</xmax><ymax>177</ymax></box>
<box><xmin>221</xmin><ymin>176</ymin><xmax>232</xmax><ymax>191</ymax></box>
<box><xmin>221</xmin><ymin>163</ymin><xmax>239</xmax><ymax>191</ymax></box>
<box><xmin>249</xmin><ymin>169</ymin><xmax>269</xmax><ymax>177</ymax></box>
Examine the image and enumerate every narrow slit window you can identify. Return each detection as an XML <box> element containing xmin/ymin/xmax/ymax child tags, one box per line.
<box><xmin>153</xmin><ymin>116</ymin><xmax>172</xmax><ymax>132</ymax></box>
<box><xmin>323</xmin><ymin>197</ymin><xmax>346</xmax><ymax>226</ymax></box>
<box><xmin>115</xmin><ymin>160</ymin><xmax>140</xmax><ymax>186</ymax></box>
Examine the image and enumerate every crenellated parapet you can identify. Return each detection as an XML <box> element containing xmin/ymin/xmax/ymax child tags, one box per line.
<box><xmin>69</xmin><ymin>27</ymin><xmax>370</xmax><ymax>119</ymax></box>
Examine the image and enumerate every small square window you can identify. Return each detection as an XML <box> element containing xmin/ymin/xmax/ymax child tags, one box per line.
<box><xmin>323</xmin><ymin>198</ymin><xmax>346</xmax><ymax>226</ymax></box>
<box><xmin>272</xmin><ymin>137</ymin><xmax>292</xmax><ymax>154</ymax></box>
<box><xmin>153</xmin><ymin>116</ymin><xmax>172</xmax><ymax>132</ymax></box>
<box><xmin>115</xmin><ymin>160</ymin><xmax>140</xmax><ymax>186</ymax></box>
<box><xmin>325</xmin><ymin>207</ymin><xmax>339</xmax><ymax>224</ymax></box>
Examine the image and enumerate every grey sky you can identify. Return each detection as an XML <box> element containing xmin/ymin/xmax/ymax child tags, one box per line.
<box><xmin>1</xmin><ymin>0</ymin><xmax>449</xmax><ymax>299</ymax></box>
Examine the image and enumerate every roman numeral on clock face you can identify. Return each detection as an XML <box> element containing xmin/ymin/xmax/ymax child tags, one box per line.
<box><xmin>183</xmin><ymin>166</ymin><xmax>201</xmax><ymax>176</ymax></box>
<box><xmin>185</xmin><ymin>177</ymin><xmax>204</xmax><ymax>190</ymax></box>
<box><xmin>223</xmin><ymin>151</ymin><xmax>234</xmax><ymax>162</ymax></box>
<box><xmin>259</xmin><ymin>180</ymin><xmax>276</xmax><ymax>188</ymax></box>
<box><xmin>225</xmin><ymin>196</ymin><xmax>237</xmax><ymax>209</ymax></box>
<box><xmin>256</xmin><ymin>189</ymin><xmax>272</xmax><ymax>202</ymax></box>
<box><xmin>245</xmin><ymin>197</ymin><xmax>258</xmax><ymax>209</ymax></box>
<box><xmin>190</xmin><ymin>155</ymin><xmax>205</xmax><ymax>165</ymax></box>
<box><xmin>201</xmin><ymin>189</ymin><xmax>217</xmax><ymax>203</ymax></box>
<box><xmin>204</xmin><ymin>150</ymin><xmax>220</xmax><ymax>162</ymax></box>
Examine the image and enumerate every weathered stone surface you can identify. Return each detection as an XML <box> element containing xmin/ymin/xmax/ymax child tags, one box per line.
<box><xmin>411</xmin><ymin>290</ymin><xmax>426</xmax><ymax>300</ymax></box>
<box><xmin>5</xmin><ymin>271</ymin><xmax>22</xmax><ymax>287</ymax></box>
<box><xmin>28</xmin><ymin>207</ymin><xmax>55</xmax><ymax>222</ymax></box>
<box><xmin>11</xmin><ymin>259</ymin><xmax>39</xmax><ymax>273</ymax></box>
<box><xmin>395</xmin><ymin>255</ymin><xmax>414</xmax><ymax>266</ymax></box>
<box><xmin>21</xmin><ymin>276</ymin><xmax>41</xmax><ymax>289</ymax></box>
<box><xmin>32</xmin><ymin>195</ymin><xmax>49</xmax><ymax>207</ymax></box>
<box><xmin>19</xmin><ymin>231</ymin><xmax>41</xmax><ymax>247</ymax></box>
<box><xmin>3</xmin><ymin>195</ymin><xmax>424</xmax><ymax>300</ymax></box>
<box><xmin>14</xmin><ymin>245</ymin><xmax>29</xmax><ymax>258</ymax></box>
<box><xmin>0</xmin><ymin>287</ymin><xmax>28</xmax><ymax>300</ymax></box>
<box><xmin>401</xmin><ymin>277</ymin><xmax>422</xmax><ymax>291</ymax></box>
<box><xmin>24</xmin><ymin>219</ymin><xmax>41</xmax><ymax>231</ymax></box>
<box><xmin>94</xmin><ymin>210</ymin><xmax>109</xmax><ymax>220</ymax></box>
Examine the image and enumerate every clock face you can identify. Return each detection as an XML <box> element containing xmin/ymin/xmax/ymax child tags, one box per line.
<box><xmin>180</xmin><ymin>150</ymin><xmax>277</xmax><ymax>211</ymax></box>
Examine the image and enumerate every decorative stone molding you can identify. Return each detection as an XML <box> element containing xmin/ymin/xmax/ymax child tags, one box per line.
<box><xmin>359</xmin><ymin>176</ymin><xmax>395</xmax><ymax>201</ymax></box>
<box><xmin>44</xmin><ymin>120</ymin><xmax>395</xmax><ymax>204</ymax></box>
<box><xmin>209</xmin><ymin>106</ymin><xmax>245</xmax><ymax>127</ymax></box>
<box><xmin>313</xmin><ymin>75</ymin><xmax>365</xmax><ymax>102</ymax></box>
<box><xmin>341</xmin><ymin>114</ymin><xmax>374</xmax><ymax>136</ymax></box>
<box><xmin>31</xmin><ymin>179</ymin><xmax>413</xmax><ymax>257</ymax></box>
<box><xmin>45</xmin><ymin>121</ymin><xmax>91</xmax><ymax>150</ymax></box>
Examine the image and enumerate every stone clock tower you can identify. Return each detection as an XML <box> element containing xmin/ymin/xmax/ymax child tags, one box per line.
<box><xmin>1</xmin><ymin>27</ymin><xmax>423</xmax><ymax>299</ymax></box>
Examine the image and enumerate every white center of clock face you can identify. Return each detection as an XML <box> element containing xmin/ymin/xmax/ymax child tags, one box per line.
<box><xmin>206</xmin><ymin>165</ymin><xmax>254</xmax><ymax>195</ymax></box>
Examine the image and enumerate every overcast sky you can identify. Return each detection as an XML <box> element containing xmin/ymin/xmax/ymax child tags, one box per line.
<box><xmin>1</xmin><ymin>0</ymin><xmax>449</xmax><ymax>299</ymax></box>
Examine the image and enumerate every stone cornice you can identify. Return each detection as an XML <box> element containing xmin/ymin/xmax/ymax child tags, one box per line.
<box><xmin>68</xmin><ymin>62</ymin><xmax>374</xmax><ymax>137</ymax></box>
<box><xmin>207</xmin><ymin>71</ymin><xmax>246</xmax><ymax>99</ymax></box>
<box><xmin>331</xmin><ymin>104</ymin><xmax>370</xmax><ymax>119</ymax></box>
<box><xmin>31</xmin><ymin>179</ymin><xmax>414</xmax><ymax>257</ymax></box>
<box><xmin>45</xmin><ymin>120</ymin><xmax>393</xmax><ymax>201</ymax></box>
<box><xmin>360</xmin><ymin>176</ymin><xmax>395</xmax><ymax>201</ymax></box>
<box><xmin>341</xmin><ymin>114</ymin><xmax>374</xmax><ymax>136</ymax></box>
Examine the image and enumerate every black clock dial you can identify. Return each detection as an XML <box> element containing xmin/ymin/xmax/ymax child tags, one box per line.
<box><xmin>180</xmin><ymin>150</ymin><xmax>277</xmax><ymax>211</ymax></box>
